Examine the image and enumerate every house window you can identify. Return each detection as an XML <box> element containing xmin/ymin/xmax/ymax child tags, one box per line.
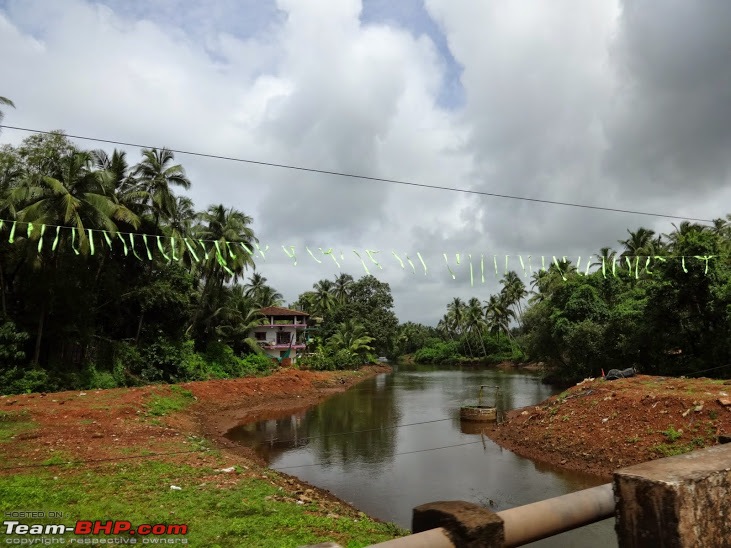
<box><xmin>254</xmin><ymin>332</ymin><xmax>266</xmax><ymax>341</ymax></box>
<box><xmin>276</xmin><ymin>332</ymin><xmax>291</xmax><ymax>345</ymax></box>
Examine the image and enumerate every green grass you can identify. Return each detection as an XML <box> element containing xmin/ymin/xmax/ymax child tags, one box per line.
<box><xmin>0</xmin><ymin>410</ymin><xmax>35</xmax><ymax>442</ymax></box>
<box><xmin>660</xmin><ymin>425</ymin><xmax>683</xmax><ymax>442</ymax></box>
<box><xmin>146</xmin><ymin>386</ymin><xmax>196</xmax><ymax>417</ymax></box>
<box><xmin>0</xmin><ymin>461</ymin><xmax>406</xmax><ymax>547</ymax></box>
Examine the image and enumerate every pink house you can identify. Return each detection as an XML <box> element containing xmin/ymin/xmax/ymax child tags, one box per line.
<box><xmin>250</xmin><ymin>306</ymin><xmax>309</xmax><ymax>364</ymax></box>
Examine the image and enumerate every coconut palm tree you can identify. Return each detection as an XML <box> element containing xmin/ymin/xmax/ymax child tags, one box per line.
<box><xmin>619</xmin><ymin>227</ymin><xmax>658</xmax><ymax>258</ymax></box>
<box><xmin>253</xmin><ymin>285</ymin><xmax>284</xmax><ymax>308</ymax></box>
<box><xmin>500</xmin><ymin>271</ymin><xmax>527</xmax><ymax>326</ymax></box>
<box><xmin>133</xmin><ymin>148</ymin><xmax>191</xmax><ymax>229</ymax></box>
<box><xmin>311</xmin><ymin>279</ymin><xmax>337</xmax><ymax>316</ymax></box>
<box><xmin>244</xmin><ymin>272</ymin><xmax>269</xmax><ymax>300</ymax></box>
<box><xmin>332</xmin><ymin>273</ymin><xmax>354</xmax><ymax>304</ymax></box>
<box><xmin>465</xmin><ymin>297</ymin><xmax>487</xmax><ymax>357</ymax></box>
<box><xmin>328</xmin><ymin>319</ymin><xmax>375</xmax><ymax>359</ymax></box>
<box><xmin>484</xmin><ymin>294</ymin><xmax>515</xmax><ymax>341</ymax></box>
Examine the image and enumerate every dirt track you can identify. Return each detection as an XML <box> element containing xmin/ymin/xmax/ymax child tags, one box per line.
<box><xmin>481</xmin><ymin>374</ymin><xmax>731</xmax><ymax>480</ymax></box>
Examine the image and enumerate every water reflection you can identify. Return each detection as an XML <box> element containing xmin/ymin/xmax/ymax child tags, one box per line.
<box><xmin>225</xmin><ymin>365</ymin><xmax>617</xmax><ymax>547</ymax></box>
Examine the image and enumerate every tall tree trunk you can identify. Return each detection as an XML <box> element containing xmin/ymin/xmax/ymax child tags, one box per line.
<box><xmin>32</xmin><ymin>301</ymin><xmax>46</xmax><ymax>365</ymax></box>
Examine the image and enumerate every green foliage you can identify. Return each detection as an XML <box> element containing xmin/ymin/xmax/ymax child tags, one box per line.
<box><xmin>661</xmin><ymin>425</ymin><xmax>683</xmax><ymax>442</ymax></box>
<box><xmin>146</xmin><ymin>385</ymin><xmax>195</xmax><ymax>416</ymax></box>
<box><xmin>413</xmin><ymin>340</ymin><xmax>460</xmax><ymax>364</ymax></box>
<box><xmin>300</xmin><ymin>347</ymin><xmax>370</xmax><ymax>371</ymax></box>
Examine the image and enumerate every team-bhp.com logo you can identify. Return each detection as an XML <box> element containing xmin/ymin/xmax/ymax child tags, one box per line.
<box><xmin>3</xmin><ymin>519</ymin><xmax>188</xmax><ymax>544</ymax></box>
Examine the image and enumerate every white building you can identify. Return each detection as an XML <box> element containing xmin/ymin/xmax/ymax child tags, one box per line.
<box><xmin>249</xmin><ymin>306</ymin><xmax>309</xmax><ymax>365</ymax></box>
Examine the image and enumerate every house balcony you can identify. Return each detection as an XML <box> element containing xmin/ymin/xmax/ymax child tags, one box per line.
<box><xmin>258</xmin><ymin>342</ymin><xmax>307</xmax><ymax>350</ymax></box>
<box><xmin>260</xmin><ymin>323</ymin><xmax>308</xmax><ymax>328</ymax></box>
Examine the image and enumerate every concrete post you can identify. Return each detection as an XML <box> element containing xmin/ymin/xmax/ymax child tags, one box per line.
<box><xmin>614</xmin><ymin>443</ymin><xmax>731</xmax><ymax>547</ymax></box>
<box><xmin>411</xmin><ymin>500</ymin><xmax>505</xmax><ymax>547</ymax></box>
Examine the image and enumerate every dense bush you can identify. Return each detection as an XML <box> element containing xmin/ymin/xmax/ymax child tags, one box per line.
<box><xmin>413</xmin><ymin>340</ymin><xmax>460</xmax><ymax>364</ymax></box>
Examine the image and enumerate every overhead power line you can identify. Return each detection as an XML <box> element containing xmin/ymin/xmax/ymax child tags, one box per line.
<box><xmin>0</xmin><ymin>124</ymin><xmax>716</xmax><ymax>224</ymax></box>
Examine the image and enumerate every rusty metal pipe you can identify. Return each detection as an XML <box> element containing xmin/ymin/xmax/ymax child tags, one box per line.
<box><xmin>497</xmin><ymin>483</ymin><xmax>615</xmax><ymax>547</ymax></box>
<box><xmin>366</xmin><ymin>527</ymin><xmax>455</xmax><ymax>548</ymax></box>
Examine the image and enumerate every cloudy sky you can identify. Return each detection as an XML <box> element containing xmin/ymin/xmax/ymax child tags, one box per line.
<box><xmin>2</xmin><ymin>0</ymin><xmax>730</xmax><ymax>325</ymax></box>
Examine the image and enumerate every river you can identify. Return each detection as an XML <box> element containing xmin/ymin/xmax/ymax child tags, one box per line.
<box><xmin>225</xmin><ymin>364</ymin><xmax>617</xmax><ymax>547</ymax></box>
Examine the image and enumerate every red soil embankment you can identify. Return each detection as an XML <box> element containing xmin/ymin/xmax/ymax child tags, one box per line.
<box><xmin>482</xmin><ymin>374</ymin><xmax>731</xmax><ymax>480</ymax></box>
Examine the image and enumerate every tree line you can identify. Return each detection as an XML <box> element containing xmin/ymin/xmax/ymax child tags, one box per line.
<box><xmin>0</xmin><ymin>122</ymin><xmax>397</xmax><ymax>394</ymax></box>
<box><xmin>406</xmin><ymin>222</ymin><xmax>731</xmax><ymax>382</ymax></box>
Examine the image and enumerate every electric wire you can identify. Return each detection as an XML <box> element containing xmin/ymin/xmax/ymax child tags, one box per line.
<box><xmin>0</xmin><ymin>124</ymin><xmax>715</xmax><ymax>224</ymax></box>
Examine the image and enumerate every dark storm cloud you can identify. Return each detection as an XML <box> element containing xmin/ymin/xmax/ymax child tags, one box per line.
<box><xmin>604</xmin><ymin>0</ymin><xmax>731</xmax><ymax>196</ymax></box>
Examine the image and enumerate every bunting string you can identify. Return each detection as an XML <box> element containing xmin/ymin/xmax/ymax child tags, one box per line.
<box><xmin>0</xmin><ymin>218</ymin><xmax>725</xmax><ymax>281</ymax></box>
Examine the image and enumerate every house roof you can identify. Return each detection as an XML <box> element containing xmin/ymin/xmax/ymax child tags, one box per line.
<box><xmin>259</xmin><ymin>306</ymin><xmax>310</xmax><ymax>317</ymax></box>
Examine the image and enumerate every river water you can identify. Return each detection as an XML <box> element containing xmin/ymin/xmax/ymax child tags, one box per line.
<box><xmin>225</xmin><ymin>364</ymin><xmax>617</xmax><ymax>547</ymax></box>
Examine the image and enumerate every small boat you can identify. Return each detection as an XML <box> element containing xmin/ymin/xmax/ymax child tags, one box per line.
<box><xmin>460</xmin><ymin>385</ymin><xmax>500</xmax><ymax>422</ymax></box>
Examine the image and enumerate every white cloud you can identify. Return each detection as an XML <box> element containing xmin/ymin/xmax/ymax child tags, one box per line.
<box><xmin>2</xmin><ymin>0</ymin><xmax>730</xmax><ymax>325</ymax></box>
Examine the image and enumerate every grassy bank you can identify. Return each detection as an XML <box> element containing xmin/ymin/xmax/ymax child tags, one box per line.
<box><xmin>0</xmin><ymin>366</ymin><xmax>405</xmax><ymax>547</ymax></box>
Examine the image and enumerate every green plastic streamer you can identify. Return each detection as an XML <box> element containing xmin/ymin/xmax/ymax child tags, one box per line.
<box><xmin>240</xmin><ymin>243</ymin><xmax>254</xmax><ymax>255</ymax></box>
<box><xmin>694</xmin><ymin>255</ymin><xmax>714</xmax><ymax>275</ymax></box>
<box><xmin>682</xmin><ymin>256</ymin><xmax>688</xmax><ymax>273</ymax></box>
<box><xmin>634</xmin><ymin>256</ymin><xmax>640</xmax><ymax>279</ymax></box>
<box><xmin>366</xmin><ymin>250</ymin><xmax>382</xmax><ymax>270</ymax></box>
<box><xmin>307</xmin><ymin>247</ymin><xmax>323</xmax><ymax>264</ymax></box>
<box><xmin>612</xmin><ymin>257</ymin><xmax>617</xmax><ymax>277</ymax></box>
<box><xmin>8</xmin><ymin>221</ymin><xmax>16</xmax><ymax>243</ymax></box>
<box><xmin>37</xmin><ymin>224</ymin><xmax>46</xmax><ymax>253</ymax></box>
<box><xmin>443</xmin><ymin>254</ymin><xmax>455</xmax><ymax>280</ymax></box>
<box><xmin>406</xmin><ymin>255</ymin><xmax>416</xmax><ymax>274</ymax></box>
<box><xmin>88</xmin><ymin>229</ymin><xmax>95</xmax><ymax>255</ymax></box>
<box><xmin>156</xmin><ymin>236</ymin><xmax>170</xmax><ymax>261</ymax></box>
<box><xmin>320</xmin><ymin>248</ymin><xmax>340</xmax><ymax>269</ymax></box>
<box><xmin>255</xmin><ymin>243</ymin><xmax>269</xmax><ymax>260</ymax></box>
<box><xmin>353</xmin><ymin>251</ymin><xmax>370</xmax><ymax>275</ymax></box>
<box><xmin>645</xmin><ymin>256</ymin><xmax>652</xmax><ymax>275</ymax></box>
<box><xmin>27</xmin><ymin>222</ymin><xmax>34</xmax><ymax>238</ymax></box>
<box><xmin>481</xmin><ymin>255</ymin><xmax>485</xmax><ymax>283</ymax></box>
<box><xmin>469</xmin><ymin>254</ymin><xmax>474</xmax><ymax>287</ymax></box>
<box><xmin>117</xmin><ymin>233</ymin><xmax>128</xmax><ymax>256</ymax></box>
<box><xmin>71</xmin><ymin>227</ymin><xmax>80</xmax><ymax>255</ymax></box>
<box><xmin>214</xmin><ymin>241</ymin><xmax>234</xmax><ymax>276</ymax></box>
<box><xmin>505</xmin><ymin>255</ymin><xmax>509</xmax><ymax>275</ymax></box>
<box><xmin>183</xmin><ymin>238</ymin><xmax>200</xmax><ymax>262</ymax></box>
<box><xmin>576</xmin><ymin>256</ymin><xmax>582</xmax><ymax>275</ymax></box>
<box><xmin>552</xmin><ymin>256</ymin><xmax>566</xmax><ymax>281</ymax></box>
<box><xmin>171</xmin><ymin>238</ymin><xmax>178</xmax><ymax>261</ymax></box>
<box><xmin>0</xmin><ymin>220</ymin><xmax>3</xmax><ymax>232</ymax></box>
<box><xmin>392</xmin><ymin>251</ymin><xmax>405</xmax><ymax>269</ymax></box>
<box><xmin>103</xmin><ymin>231</ymin><xmax>113</xmax><ymax>249</ymax></box>
<box><xmin>197</xmin><ymin>240</ymin><xmax>211</xmax><ymax>260</ymax></box>
<box><xmin>519</xmin><ymin>256</ymin><xmax>526</xmax><ymax>277</ymax></box>
<box><xmin>494</xmin><ymin>255</ymin><xmax>498</xmax><ymax>277</ymax></box>
<box><xmin>541</xmin><ymin>256</ymin><xmax>546</xmax><ymax>271</ymax></box>
<box><xmin>417</xmin><ymin>253</ymin><xmax>427</xmax><ymax>275</ymax></box>
<box><xmin>226</xmin><ymin>242</ymin><xmax>237</xmax><ymax>260</ymax></box>
<box><xmin>527</xmin><ymin>255</ymin><xmax>533</xmax><ymax>275</ymax></box>
<box><xmin>282</xmin><ymin>245</ymin><xmax>297</xmax><ymax>266</ymax></box>
<box><xmin>52</xmin><ymin>226</ymin><xmax>61</xmax><ymax>251</ymax></box>
<box><xmin>142</xmin><ymin>234</ymin><xmax>153</xmax><ymax>260</ymax></box>
<box><xmin>129</xmin><ymin>234</ymin><xmax>142</xmax><ymax>260</ymax></box>
<box><xmin>602</xmin><ymin>257</ymin><xmax>606</xmax><ymax>278</ymax></box>
<box><xmin>456</xmin><ymin>253</ymin><xmax>461</xmax><ymax>265</ymax></box>
<box><xmin>585</xmin><ymin>256</ymin><xmax>592</xmax><ymax>276</ymax></box>
<box><xmin>625</xmin><ymin>257</ymin><xmax>632</xmax><ymax>275</ymax></box>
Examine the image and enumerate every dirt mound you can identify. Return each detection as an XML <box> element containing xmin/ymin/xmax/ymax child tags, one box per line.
<box><xmin>482</xmin><ymin>374</ymin><xmax>731</xmax><ymax>479</ymax></box>
<box><xmin>0</xmin><ymin>365</ymin><xmax>390</xmax><ymax>471</ymax></box>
